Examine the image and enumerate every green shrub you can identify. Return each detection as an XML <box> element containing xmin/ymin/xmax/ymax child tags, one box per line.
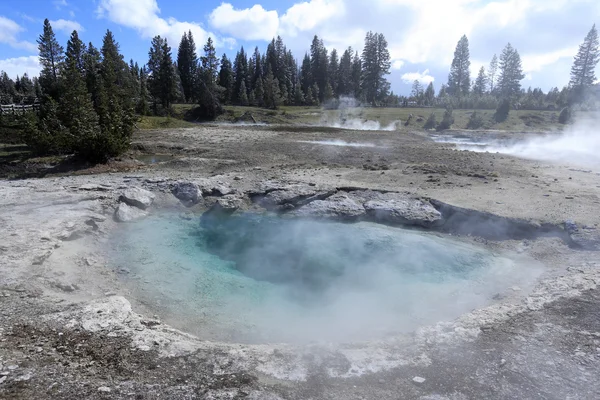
<box><xmin>558</xmin><ymin>107</ymin><xmax>571</xmax><ymax>124</ymax></box>
<box><xmin>436</xmin><ymin>108</ymin><xmax>454</xmax><ymax>131</ymax></box>
<box><xmin>494</xmin><ymin>99</ymin><xmax>510</xmax><ymax>122</ymax></box>
<box><xmin>466</xmin><ymin>111</ymin><xmax>485</xmax><ymax>129</ymax></box>
<box><xmin>423</xmin><ymin>112</ymin><xmax>437</xmax><ymax>129</ymax></box>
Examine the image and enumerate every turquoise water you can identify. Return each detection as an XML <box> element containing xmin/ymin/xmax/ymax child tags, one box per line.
<box><xmin>108</xmin><ymin>213</ymin><xmax>542</xmax><ymax>344</ymax></box>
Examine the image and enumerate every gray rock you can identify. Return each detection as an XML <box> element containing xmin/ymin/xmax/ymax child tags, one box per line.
<box><xmin>119</xmin><ymin>187</ymin><xmax>155</xmax><ymax>210</ymax></box>
<box><xmin>294</xmin><ymin>193</ymin><xmax>365</xmax><ymax>220</ymax></box>
<box><xmin>79</xmin><ymin>183</ymin><xmax>112</xmax><ymax>191</ymax></box>
<box><xmin>202</xmin><ymin>183</ymin><xmax>235</xmax><ymax>197</ymax></box>
<box><xmin>255</xmin><ymin>182</ymin><xmax>335</xmax><ymax>210</ymax></box>
<box><xmin>565</xmin><ymin>220</ymin><xmax>600</xmax><ymax>250</ymax></box>
<box><xmin>97</xmin><ymin>386</ymin><xmax>111</xmax><ymax>393</ymax></box>
<box><xmin>215</xmin><ymin>194</ymin><xmax>245</xmax><ymax>212</ymax></box>
<box><xmin>171</xmin><ymin>182</ymin><xmax>202</xmax><ymax>206</ymax></box>
<box><xmin>364</xmin><ymin>195</ymin><xmax>442</xmax><ymax>227</ymax></box>
<box><xmin>114</xmin><ymin>203</ymin><xmax>148</xmax><ymax>223</ymax></box>
<box><xmin>412</xmin><ymin>376</ymin><xmax>426</xmax><ymax>384</ymax></box>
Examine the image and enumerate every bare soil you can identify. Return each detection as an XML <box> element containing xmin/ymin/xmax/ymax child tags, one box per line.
<box><xmin>1</xmin><ymin>124</ymin><xmax>599</xmax><ymax>399</ymax></box>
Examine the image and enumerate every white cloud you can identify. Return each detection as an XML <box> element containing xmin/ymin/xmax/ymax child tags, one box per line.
<box><xmin>279</xmin><ymin>0</ymin><xmax>345</xmax><ymax>37</ymax></box>
<box><xmin>0</xmin><ymin>16</ymin><xmax>37</xmax><ymax>53</ymax></box>
<box><xmin>96</xmin><ymin>0</ymin><xmax>233</xmax><ymax>51</ymax></box>
<box><xmin>392</xmin><ymin>59</ymin><xmax>404</xmax><ymax>70</ymax></box>
<box><xmin>53</xmin><ymin>0</ymin><xmax>68</xmax><ymax>10</ymax></box>
<box><xmin>0</xmin><ymin>56</ymin><xmax>41</xmax><ymax>78</ymax></box>
<box><xmin>209</xmin><ymin>3</ymin><xmax>278</xmax><ymax>41</ymax></box>
<box><xmin>401</xmin><ymin>69</ymin><xmax>435</xmax><ymax>84</ymax></box>
<box><xmin>521</xmin><ymin>47</ymin><xmax>577</xmax><ymax>73</ymax></box>
<box><xmin>50</xmin><ymin>19</ymin><xmax>84</xmax><ymax>34</ymax></box>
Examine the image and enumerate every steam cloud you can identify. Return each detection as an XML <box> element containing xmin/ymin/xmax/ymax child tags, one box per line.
<box><xmin>319</xmin><ymin>96</ymin><xmax>401</xmax><ymax>131</ymax></box>
<box><xmin>458</xmin><ymin>113</ymin><xmax>600</xmax><ymax>169</ymax></box>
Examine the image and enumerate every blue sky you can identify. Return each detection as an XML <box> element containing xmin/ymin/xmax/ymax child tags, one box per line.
<box><xmin>0</xmin><ymin>0</ymin><xmax>599</xmax><ymax>95</ymax></box>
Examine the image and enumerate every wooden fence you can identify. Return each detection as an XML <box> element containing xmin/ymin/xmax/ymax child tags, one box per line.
<box><xmin>0</xmin><ymin>104</ymin><xmax>40</xmax><ymax>116</ymax></box>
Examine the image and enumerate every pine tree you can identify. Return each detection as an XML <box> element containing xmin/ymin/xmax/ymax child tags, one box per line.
<box><xmin>329</xmin><ymin>49</ymin><xmax>339</xmax><ymax>96</ymax></box>
<box><xmin>147</xmin><ymin>36</ymin><xmax>165</xmax><ymax>111</ymax></box>
<box><xmin>447</xmin><ymin>35</ymin><xmax>471</xmax><ymax>97</ymax></box>
<box><xmin>233</xmin><ymin>47</ymin><xmax>248</xmax><ymax>104</ymax></box>
<box><xmin>263</xmin><ymin>68</ymin><xmax>282</xmax><ymax>109</ymax></box>
<box><xmin>200</xmin><ymin>37</ymin><xmax>219</xmax><ymax>86</ymax></box>
<box><xmin>177</xmin><ymin>30</ymin><xmax>198</xmax><ymax>102</ymax></box>
<box><xmin>250</xmin><ymin>46</ymin><xmax>263</xmax><ymax>89</ymax></box>
<box><xmin>310</xmin><ymin>35</ymin><xmax>329</xmax><ymax>102</ymax></box>
<box><xmin>300</xmin><ymin>53</ymin><xmax>312</xmax><ymax>94</ymax></box>
<box><xmin>83</xmin><ymin>43</ymin><xmax>102</xmax><ymax>109</ymax></box>
<box><xmin>411</xmin><ymin>80</ymin><xmax>423</xmax><ymax>100</ymax></box>
<box><xmin>137</xmin><ymin>66</ymin><xmax>150</xmax><ymax>115</ymax></box>
<box><xmin>351</xmin><ymin>51</ymin><xmax>362</xmax><ymax>99</ymax></box>
<box><xmin>424</xmin><ymin>82</ymin><xmax>435</xmax><ymax>106</ymax></box>
<box><xmin>218</xmin><ymin>54</ymin><xmax>234</xmax><ymax>104</ymax></box>
<box><xmin>488</xmin><ymin>54</ymin><xmax>498</xmax><ymax>93</ymax></box>
<box><xmin>158</xmin><ymin>38</ymin><xmax>177</xmax><ymax>109</ymax></box>
<box><xmin>37</xmin><ymin>19</ymin><xmax>64</xmax><ymax>99</ymax></box>
<box><xmin>337</xmin><ymin>47</ymin><xmax>353</xmax><ymax>96</ymax></box>
<box><xmin>361</xmin><ymin>32</ymin><xmax>390</xmax><ymax>105</ymax></box>
<box><xmin>254</xmin><ymin>77</ymin><xmax>265</xmax><ymax>107</ymax></box>
<box><xmin>97</xmin><ymin>30</ymin><xmax>135</xmax><ymax>158</ymax></box>
<box><xmin>497</xmin><ymin>43</ymin><xmax>524</xmax><ymax>98</ymax></box>
<box><xmin>293</xmin><ymin>81</ymin><xmax>305</xmax><ymax>105</ymax></box>
<box><xmin>59</xmin><ymin>30</ymin><xmax>101</xmax><ymax>158</ymax></box>
<box><xmin>569</xmin><ymin>24</ymin><xmax>599</xmax><ymax>93</ymax></box>
<box><xmin>238</xmin><ymin>80</ymin><xmax>249</xmax><ymax>106</ymax></box>
<box><xmin>473</xmin><ymin>66</ymin><xmax>487</xmax><ymax>95</ymax></box>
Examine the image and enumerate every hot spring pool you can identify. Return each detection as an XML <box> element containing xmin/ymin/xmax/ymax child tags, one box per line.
<box><xmin>107</xmin><ymin>213</ymin><xmax>542</xmax><ymax>344</ymax></box>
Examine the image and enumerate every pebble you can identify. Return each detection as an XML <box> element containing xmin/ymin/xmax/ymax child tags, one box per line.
<box><xmin>0</xmin><ymin>376</ymin><xmax>6</xmax><ymax>384</ymax></box>
<box><xmin>412</xmin><ymin>376</ymin><xmax>426</xmax><ymax>384</ymax></box>
<box><xmin>7</xmin><ymin>365</ymin><xmax>18</xmax><ymax>371</ymax></box>
<box><xmin>98</xmin><ymin>386</ymin><xmax>112</xmax><ymax>393</ymax></box>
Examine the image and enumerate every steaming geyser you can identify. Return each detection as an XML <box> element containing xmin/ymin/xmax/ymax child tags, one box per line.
<box><xmin>108</xmin><ymin>213</ymin><xmax>541</xmax><ymax>344</ymax></box>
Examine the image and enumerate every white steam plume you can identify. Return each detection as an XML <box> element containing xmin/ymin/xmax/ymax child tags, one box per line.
<box><xmin>458</xmin><ymin>113</ymin><xmax>600</xmax><ymax>169</ymax></box>
<box><xmin>319</xmin><ymin>96</ymin><xmax>401</xmax><ymax>131</ymax></box>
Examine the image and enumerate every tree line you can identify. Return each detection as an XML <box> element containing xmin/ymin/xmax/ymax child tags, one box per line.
<box><xmin>0</xmin><ymin>19</ymin><xmax>598</xmax><ymax>160</ymax></box>
<box><xmin>146</xmin><ymin>30</ymin><xmax>391</xmax><ymax>113</ymax></box>
<box><xmin>408</xmin><ymin>25</ymin><xmax>599</xmax><ymax>112</ymax></box>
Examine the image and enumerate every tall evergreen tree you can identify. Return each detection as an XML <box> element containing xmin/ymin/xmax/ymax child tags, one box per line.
<box><xmin>411</xmin><ymin>80</ymin><xmax>423</xmax><ymax>99</ymax></box>
<box><xmin>200</xmin><ymin>37</ymin><xmax>219</xmax><ymax>85</ymax></box>
<box><xmin>310</xmin><ymin>35</ymin><xmax>329</xmax><ymax>102</ymax></box>
<box><xmin>361</xmin><ymin>32</ymin><xmax>390</xmax><ymax>105</ymax></box>
<box><xmin>473</xmin><ymin>66</ymin><xmax>488</xmax><ymax>95</ymax></box>
<box><xmin>424</xmin><ymin>82</ymin><xmax>435</xmax><ymax>105</ymax></box>
<box><xmin>37</xmin><ymin>19</ymin><xmax>64</xmax><ymax>99</ymax></box>
<box><xmin>497</xmin><ymin>43</ymin><xmax>524</xmax><ymax>98</ymax></box>
<box><xmin>337</xmin><ymin>47</ymin><xmax>353</xmax><ymax>96</ymax></box>
<box><xmin>447</xmin><ymin>35</ymin><xmax>471</xmax><ymax>96</ymax></box>
<box><xmin>351</xmin><ymin>51</ymin><xmax>362</xmax><ymax>99</ymax></box>
<box><xmin>59</xmin><ymin>30</ymin><xmax>101</xmax><ymax>158</ymax></box>
<box><xmin>250</xmin><ymin>46</ymin><xmax>263</xmax><ymax>89</ymax></box>
<box><xmin>329</xmin><ymin>49</ymin><xmax>339</xmax><ymax>96</ymax></box>
<box><xmin>177</xmin><ymin>30</ymin><xmax>198</xmax><ymax>102</ymax></box>
<box><xmin>263</xmin><ymin>68</ymin><xmax>282</xmax><ymax>109</ymax></box>
<box><xmin>232</xmin><ymin>47</ymin><xmax>248</xmax><ymax>104</ymax></box>
<box><xmin>97</xmin><ymin>30</ymin><xmax>135</xmax><ymax>158</ymax></box>
<box><xmin>83</xmin><ymin>43</ymin><xmax>102</xmax><ymax>109</ymax></box>
<box><xmin>488</xmin><ymin>54</ymin><xmax>498</xmax><ymax>93</ymax></box>
<box><xmin>569</xmin><ymin>24</ymin><xmax>600</xmax><ymax>92</ymax></box>
<box><xmin>300</xmin><ymin>53</ymin><xmax>312</xmax><ymax>94</ymax></box>
<box><xmin>218</xmin><ymin>54</ymin><xmax>234</xmax><ymax>104</ymax></box>
<box><xmin>158</xmin><ymin>38</ymin><xmax>178</xmax><ymax>109</ymax></box>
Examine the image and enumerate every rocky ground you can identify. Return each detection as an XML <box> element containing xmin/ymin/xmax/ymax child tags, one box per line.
<box><xmin>1</xmin><ymin>124</ymin><xmax>599</xmax><ymax>399</ymax></box>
